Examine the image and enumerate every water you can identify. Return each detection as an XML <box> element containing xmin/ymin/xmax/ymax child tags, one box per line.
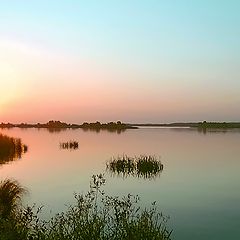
<box><xmin>0</xmin><ymin>127</ymin><xmax>240</xmax><ymax>239</ymax></box>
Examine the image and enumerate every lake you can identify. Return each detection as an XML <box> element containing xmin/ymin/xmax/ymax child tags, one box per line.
<box><xmin>0</xmin><ymin>127</ymin><xmax>239</xmax><ymax>239</ymax></box>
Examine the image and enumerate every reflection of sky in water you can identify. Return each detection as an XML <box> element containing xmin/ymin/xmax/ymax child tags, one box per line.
<box><xmin>0</xmin><ymin>128</ymin><xmax>240</xmax><ymax>239</ymax></box>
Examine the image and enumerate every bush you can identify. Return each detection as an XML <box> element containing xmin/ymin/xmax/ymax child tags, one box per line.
<box><xmin>0</xmin><ymin>175</ymin><xmax>171</xmax><ymax>240</ymax></box>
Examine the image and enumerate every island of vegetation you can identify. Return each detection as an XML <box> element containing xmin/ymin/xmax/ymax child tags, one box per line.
<box><xmin>0</xmin><ymin>120</ymin><xmax>138</xmax><ymax>132</ymax></box>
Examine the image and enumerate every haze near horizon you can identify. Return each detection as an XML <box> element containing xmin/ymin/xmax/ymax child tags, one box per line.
<box><xmin>0</xmin><ymin>1</ymin><xmax>239</xmax><ymax>123</ymax></box>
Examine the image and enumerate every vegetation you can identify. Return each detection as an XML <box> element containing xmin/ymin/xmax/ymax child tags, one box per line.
<box><xmin>0</xmin><ymin>179</ymin><xmax>27</xmax><ymax>219</ymax></box>
<box><xmin>60</xmin><ymin>141</ymin><xmax>79</xmax><ymax>150</ymax></box>
<box><xmin>198</xmin><ymin>121</ymin><xmax>240</xmax><ymax>129</ymax></box>
<box><xmin>0</xmin><ymin>134</ymin><xmax>28</xmax><ymax>164</ymax></box>
<box><xmin>107</xmin><ymin>155</ymin><xmax>163</xmax><ymax>180</ymax></box>
<box><xmin>0</xmin><ymin>121</ymin><xmax>137</xmax><ymax>132</ymax></box>
<box><xmin>81</xmin><ymin>121</ymin><xmax>137</xmax><ymax>132</ymax></box>
<box><xmin>2</xmin><ymin>120</ymin><xmax>240</xmax><ymax>131</ymax></box>
<box><xmin>0</xmin><ymin>123</ymin><xmax>14</xmax><ymax>128</ymax></box>
<box><xmin>132</xmin><ymin>121</ymin><xmax>240</xmax><ymax>129</ymax></box>
<box><xmin>0</xmin><ymin>176</ymin><xmax>171</xmax><ymax>240</ymax></box>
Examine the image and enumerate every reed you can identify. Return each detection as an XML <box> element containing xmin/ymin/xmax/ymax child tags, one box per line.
<box><xmin>0</xmin><ymin>179</ymin><xmax>27</xmax><ymax>219</ymax></box>
<box><xmin>60</xmin><ymin>140</ymin><xmax>79</xmax><ymax>150</ymax></box>
<box><xmin>106</xmin><ymin>155</ymin><xmax>163</xmax><ymax>180</ymax></box>
<box><xmin>0</xmin><ymin>134</ymin><xmax>28</xmax><ymax>164</ymax></box>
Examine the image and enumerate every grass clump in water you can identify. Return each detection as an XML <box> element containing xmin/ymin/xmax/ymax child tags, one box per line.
<box><xmin>0</xmin><ymin>133</ymin><xmax>28</xmax><ymax>164</ymax></box>
<box><xmin>107</xmin><ymin>155</ymin><xmax>163</xmax><ymax>180</ymax></box>
<box><xmin>60</xmin><ymin>140</ymin><xmax>79</xmax><ymax>150</ymax></box>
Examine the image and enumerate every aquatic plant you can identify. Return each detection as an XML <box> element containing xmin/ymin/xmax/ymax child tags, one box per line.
<box><xmin>60</xmin><ymin>140</ymin><xmax>79</xmax><ymax>150</ymax></box>
<box><xmin>0</xmin><ymin>133</ymin><xmax>28</xmax><ymax>164</ymax></box>
<box><xmin>107</xmin><ymin>155</ymin><xmax>163</xmax><ymax>180</ymax></box>
<box><xmin>136</xmin><ymin>155</ymin><xmax>163</xmax><ymax>179</ymax></box>
<box><xmin>107</xmin><ymin>155</ymin><xmax>135</xmax><ymax>177</ymax></box>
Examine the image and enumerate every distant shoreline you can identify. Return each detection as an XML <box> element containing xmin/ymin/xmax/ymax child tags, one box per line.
<box><xmin>132</xmin><ymin>122</ymin><xmax>240</xmax><ymax>129</ymax></box>
<box><xmin>0</xmin><ymin>121</ymin><xmax>138</xmax><ymax>131</ymax></box>
<box><xmin>1</xmin><ymin>121</ymin><xmax>240</xmax><ymax>130</ymax></box>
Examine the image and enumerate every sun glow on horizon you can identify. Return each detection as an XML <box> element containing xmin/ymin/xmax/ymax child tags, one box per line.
<box><xmin>0</xmin><ymin>1</ymin><xmax>239</xmax><ymax>123</ymax></box>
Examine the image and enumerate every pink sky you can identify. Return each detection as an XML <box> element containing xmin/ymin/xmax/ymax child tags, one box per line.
<box><xmin>1</xmin><ymin>1</ymin><xmax>240</xmax><ymax>123</ymax></box>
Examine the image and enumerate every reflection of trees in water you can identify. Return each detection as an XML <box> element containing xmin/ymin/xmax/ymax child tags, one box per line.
<box><xmin>60</xmin><ymin>141</ymin><xmax>79</xmax><ymax>150</ymax></box>
<box><xmin>197</xmin><ymin>127</ymin><xmax>240</xmax><ymax>134</ymax></box>
<box><xmin>47</xmin><ymin>127</ymin><xmax>68</xmax><ymax>133</ymax></box>
<box><xmin>106</xmin><ymin>155</ymin><xmax>163</xmax><ymax>180</ymax></box>
<box><xmin>0</xmin><ymin>134</ymin><xmax>28</xmax><ymax>165</ymax></box>
<box><xmin>82</xmin><ymin>127</ymin><xmax>126</xmax><ymax>134</ymax></box>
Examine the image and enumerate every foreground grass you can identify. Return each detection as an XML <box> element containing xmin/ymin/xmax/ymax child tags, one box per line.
<box><xmin>0</xmin><ymin>179</ymin><xmax>27</xmax><ymax>219</ymax></box>
<box><xmin>0</xmin><ymin>175</ymin><xmax>171</xmax><ymax>240</ymax></box>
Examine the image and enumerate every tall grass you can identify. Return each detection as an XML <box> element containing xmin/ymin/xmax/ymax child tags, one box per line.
<box><xmin>0</xmin><ymin>175</ymin><xmax>171</xmax><ymax>240</ymax></box>
<box><xmin>107</xmin><ymin>155</ymin><xmax>163</xmax><ymax>180</ymax></box>
<box><xmin>0</xmin><ymin>133</ymin><xmax>28</xmax><ymax>164</ymax></box>
<box><xmin>0</xmin><ymin>179</ymin><xmax>27</xmax><ymax>219</ymax></box>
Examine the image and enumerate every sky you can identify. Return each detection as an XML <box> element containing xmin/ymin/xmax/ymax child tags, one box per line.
<box><xmin>0</xmin><ymin>0</ymin><xmax>239</xmax><ymax>123</ymax></box>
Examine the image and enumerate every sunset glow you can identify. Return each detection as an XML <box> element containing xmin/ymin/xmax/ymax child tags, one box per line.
<box><xmin>1</xmin><ymin>2</ymin><xmax>240</xmax><ymax>239</ymax></box>
<box><xmin>0</xmin><ymin>1</ymin><xmax>239</xmax><ymax>123</ymax></box>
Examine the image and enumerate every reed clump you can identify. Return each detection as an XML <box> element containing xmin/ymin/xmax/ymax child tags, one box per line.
<box><xmin>107</xmin><ymin>155</ymin><xmax>163</xmax><ymax>180</ymax></box>
<box><xmin>60</xmin><ymin>140</ymin><xmax>79</xmax><ymax>150</ymax></box>
<box><xmin>0</xmin><ymin>134</ymin><xmax>28</xmax><ymax>164</ymax></box>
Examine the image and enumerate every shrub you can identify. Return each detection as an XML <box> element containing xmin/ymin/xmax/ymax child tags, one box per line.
<box><xmin>0</xmin><ymin>175</ymin><xmax>171</xmax><ymax>240</ymax></box>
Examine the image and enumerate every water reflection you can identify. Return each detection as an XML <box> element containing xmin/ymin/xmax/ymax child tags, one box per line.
<box><xmin>196</xmin><ymin>127</ymin><xmax>240</xmax><ymax>134</ymax></box>
<box><xmin>82</xmin><ymin>127</ymin><xmax>127</xmax><ymax>134</ymax></box>
<box><xmin>46</xmin><ymin>128</ymin><xmax>68</xmax><ymax>133</ymax></box>
<box><xmin>106</xmin><ymin>155</ymin><xmax>163</xmax><ymax>180</ymax></box>
<box><xmin>0</xmin><ymin>134</ymin><xmax>28</xmax><ymax>165</ymax></box>
<box><xmin>163</xmin><ymin>127</ymin><xmax>240</xmax><ymax>135</ymax></box>
<box><xmin>35</xmin><ymin>127</ymin><xmax>126</xmax><ymax>134</ymax></box>
<box><xmin>1</xmin><ymin>127</ymin><xmax>240</xmax><ymax>240</ymax></box>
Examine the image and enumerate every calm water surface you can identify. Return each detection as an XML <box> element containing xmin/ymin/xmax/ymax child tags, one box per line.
<box><xmin>0</xmin><ymin>127</ymin><xmax>240</xmax><ymax>239</ymax></box>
